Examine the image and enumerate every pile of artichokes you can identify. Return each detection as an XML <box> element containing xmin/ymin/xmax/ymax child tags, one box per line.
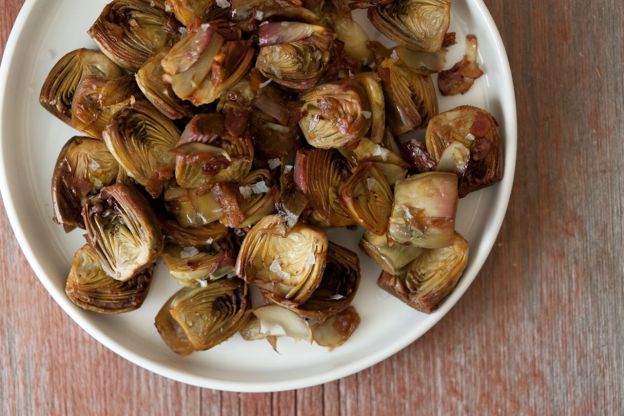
<box><xmin>41</xmin><ymin>0</ymin><xmax>503</xmax><ymax>355</ymax></box>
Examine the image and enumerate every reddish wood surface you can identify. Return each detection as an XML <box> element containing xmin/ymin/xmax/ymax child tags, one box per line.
<box><xmin>1</xmin><ymin>0</ymin><xmax>623</xmax><ymax>414</ymax></box>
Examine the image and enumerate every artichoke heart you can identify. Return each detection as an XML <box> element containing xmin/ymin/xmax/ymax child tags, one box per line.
<box><xmin>40</xmin><ymin>49</ymin><xmax>123</xmax><ymax>125</ymax></box>
<box><xmin>160</xmin><ymin>216</ymin><xmax>230</xmax><ymax>246</ymax></box>
<box><xmin>174</xmin><ymin>113</ymin><xmax>254</xmax><ymax>188</ymax></box>
<box><xmin>294</xmin><ymin>149</ymin><xmax>355</xmax><ymax>227</ymax></box>
<box><xmin>368</xmin><ymin>0</ymin><xmax>451</xmax><ymax>53</ymax></box>
<box><xmin>360</xmin><ymin>231</ymin><xmax>423</xmax><ymax>275</ymax></box>
<box><xmin>426</xmin><ymin>106</ymin><xmax>504</xmax><ymax>197</ymax></box>
<box><xmin>165</xmin><ymin>0</ymin><xmax>216</xmax><ymax>27</ymax></box>
<box><xmin>52</xmin><ymin>136</ymin><xmax>121</xmax><ymax>232</ymax></box>
<box><xmin>83</xmin><ymin>184</ymin><xmax>163</xmax><ymax>281</ymax></box>
<box><xmin>388</xmin><ymin>172</ymin><xmax>458</xmax><ymax>248</ymax></box>
<box><xmin>378</xmin><ymin>232</ymin><xmax>469</xmax><ymax>313</ymax></box>
<box><xmin>162</xmin><ymin>243</ymin><xmax>235</xmax><ymax>287</ymax></box>
<box><xmin>347</xmin><ymin>137</ymin><xmax>409</xmax><ymax>185</ymax></box>
<box><xmin>65</xmin><ymin>245</ymin><xmax>152</xmax><ymax>314</ymax></box>
<box><xmin>311</xmin><ymin>306</ymin><xmax>360</xmax><ymax>350</ymax></box>
<box><xmin>235</xmin><ymin>215</ymin><xmax>328</xmax><ymax>304</ymax></box>
<box><xmin>162</xmin><ymin>24</ymin><xmax>254</xmax><ymax>106</ymax></box>
<box><xmin>270</xmin><ymin>242</ymin><xmax>360</xmax><ymax>322</ymax></box>
<box><xmin>71</xmin><ymin>76</ymin><xmax>139</xmax><ymax>140</ymax></box>
<box><xmin>236</xmin><ymin>169</ymin><xmax>280</xmax><ymax>228</ymax></box>
<box><xmin>339</xmin><ymin>162</ymin><xmax>393</xmax><ymax>234</ymax></box>
<box><xmin>136</xmin><ymin>48</ymin><xmax>193</xmax><ymax>120</ymax></box>
<box><xmin>256</xmin><ymin>22</ymin><xmax>334</xmax><ymax>90</ymax></box>
<box><xmin>103</xmin><ymin>101</ymin><xmax>181</xmax><ymax>198</ymax></box>
<box><xmin>164</xmin><ymin>185</ymin><xmax>223</xmax><ymax>228</ymax></box>
<box><xmin>381</xmin><ymin>57</ymin><xmax>438</xmax><ymax>136</ymax></box>
<box><xmin>155</xmin><ymin>279</ymin><xmax>250</xmax><ymax>355</ymax></box>
<box><xmin>299</xmin><ymin>79</ymin><xmax>372</xmax><ymax>149</ymax></box>
<box><xmin>88</xmin><ymin>0</ymin><xmax>180</xmax><ymax>71</ymax></box>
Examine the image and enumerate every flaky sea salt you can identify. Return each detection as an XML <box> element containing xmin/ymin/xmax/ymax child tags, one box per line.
<box><xmin>180</xmin><ymin>246</ymin><xmax>199</xmax><ymax>259</ymax></box>
<box><xmin>268</xmin><ymin>158</ymin><xmax>282</xmax><ymax>170</ymax></box>
<box><xmin>216</xmin><ymin>0</ymin><xmax>230</xmax><ymax>8</ymax></box>
<box><xmin>362</xmin><ymin>111</ymin><xmax>372</xmax><ymax>119</ymax></box>
<box><xmin>251</xmin><ymin>181</ymin><xmax>270</xmax><ymax>194</ymax></box>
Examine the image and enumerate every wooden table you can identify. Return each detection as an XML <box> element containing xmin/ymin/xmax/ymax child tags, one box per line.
<box><xmin>1</xmin><ymin>1</ymin><xmax>623</xmax><ymax>414</ymax></box>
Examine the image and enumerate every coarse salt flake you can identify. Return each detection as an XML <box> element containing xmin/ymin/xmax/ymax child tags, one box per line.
<box><xmin>239</xmin><ymin>185</ymin><xmax>253</xmax><ymax>199</ymax></box>
<box><xmin>180</xmin><ymin>246</ymin><xmax>199</xmax><ymax>259</ymax></box>
<box><xmin>251</xmin><ymin>181</ymin><xmax>270</xmax><ymax>194</ymax></box>
<box><xmin>362</xmin><ymin>111</ymin><xmax>372</xmax><ymax>119</ymax></box>
<box><xmin>268</xmin><ymin>158</ymin><xmax>282</xmax><ymax>170</ymax></box>
<box><xmin>216</xmin><ymin>0</ymin><xmax>230</xmax><ymax>8</ymax></box>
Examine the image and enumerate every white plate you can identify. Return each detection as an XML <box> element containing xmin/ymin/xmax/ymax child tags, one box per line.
<box><xmin>0</xmin><ymin>0</ymin><xmax>516</xmax><ymax>392</ymax></box>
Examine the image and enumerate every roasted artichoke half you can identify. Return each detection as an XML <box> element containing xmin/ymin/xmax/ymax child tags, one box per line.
<box><xmin>52</xmin><ymin>136</ymin><xmax>121</xmax><ymax>232</ymax></box>
<box><xmin>231</xmin><ymin>0</ymin><xmax>319</xmax><ymax>24</ymax></box>
<box><xmin>88</xmin><ymin>0</ymin><xmax>180</xmax><ymax>71</ymax></box>
<box><xmin>165</xmin><ymin>0</ymin><xmax>216</xmax><ymax>27</ymax></box>
<box><xmin>83</xmin><ymin>184</ymin><xmax>163</xmax><ymax>281</ymax></box>
<box><xmin>236</xmin><ymin>169</ymin><xmax>280</xmax><ymax>228</ymax></box>
<box><xmin>162</xmin><ymin>24</ymin><xmax>254</xmax><ymax>106</ymax></box>
<box><xmin>369</xmin><ymin>0</ymin><xmax>451</xmax><ymax>53</ymax></box>
<box><xmin>380</xmin><ymin>57</ymin><xmax>438</xmax><ymax>136</ymax></box>
<box><xmin>311</xmin><ymin>306</ymin><xmax>360</xmax><ymax>350</ymax></box>
<box><xmin>174</xmin><ymin>113</ymin><xmax>254</xmax><ymax>189</ymax></box>
<box><xmin>235</xmin><ymin>215</ymin><xmax>328</xmax><ymax>304</ymax></box>
<box><xmin>136</xmin><ymin>48</ymin><xmax>193</xmax><ymax>120</ymax></box>
<box><xmin>388</xmin><ymin>172</ymin><xmax>458</xmax><ymax>248</ymax></box>
<box><xmin>40</xmin><ymin>49</ymin><xmax>123</xmax><ymax>124</ymax></box>
<box><xmin>426</xmin><ymin>106</ymin><xmax>504</xmax><ymax>197</ymax></box>
<box><xmin>71</xmin><ymin>76</ymin><xmax>139</xmax><ymax>139</ymax></box>
<box><xmin>294</xmin><ymin>148</ymin><xmax>356</xmax><ymax>227</ymax></box>
<box><xmin>65</xmin><ymin>245</ymin><xmax>153</xmax><ymax>313</ymax></box>
<box><xmin>256</xmin><ymin>22</ymin><xmax>334</xmax><ymax>90</ymax></box>
<box><xmin>360</xmin><ymin>231</ymin><xmax>423</xmax><ymax>275</ymax></box>
<box><xmin>164</xmin><ymin>185</ymin><xmax>223</xmax><ymax>228</ymax></box>
<box><xmin>339</xmin><ymin>162</ymin><xmax>393</xmax><ymax>234</ymax></box>
<box><xmin>103</xmin><ymin>101</ymin><xmax>181</xmax><ymax>197</ymax></box>
<box><xmin>270</xmin><ymin>242</ymin><xmax>360</xmax><ymax>322</ymax></box>
<box><xmin>299</xmin><ymin>79</ymin><xmax>374</xmax><ymax>149</ymax></box>
<box><xmin>162</xmin><ymin>243</ymin><xmax>235</xmax><ymax>286</ymax></box>
<box><xmin>347</xmin><ymin>137</ymin><xmax>410</xmax><ymax>185</ymax></box>
<box><xmin>160</xmin><ymin>216</ymin><xmax>230</xmax><ymax>246</ymax></box>
<box><xmin>155</xmin><ymin>279</ymin><xmax>249</xmax><ymax>355</ymax></box>
<box><xmin>378</xmin><ymin>232</ymin><xmax>469</xmax><ymax>313</ymax></box>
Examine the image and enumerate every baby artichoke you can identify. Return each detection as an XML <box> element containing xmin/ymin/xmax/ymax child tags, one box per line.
<box><xmin>65</xmin><ymin>245</ymin><xmax>153</xmax><ymax>313</ymax></box>
<box><xmin>103</xmin><ymin>101</ymin><xmax>181</xmax><ymax>197</ymax></box>
<box><xmin>161</xmin><ymin>23</ymin><xmax>254</xmax><ymax>106</ymax></box>
<box><xmin>71</xmin><ymin>76</ymin><xmax>139</xmax><ymax>139</ymax></box>
<box><xmin>294</xmin><ymin>149</ymin><xmax>355</xmax><ymax>227</ymax></box>
<box><xmin>339</xmin><ymin>162</ymin><xmax>393</xmax><ymax>234</ymax></box>
<box><xmin>136</xmin><ymin>48</ymin><xmax>193</xmax><ymax>120</ymax></box>
<box><xmin>369</xmin><ymin>0</ymin><xmax>451</xmax><ymax>53</ymax></box>
<box><xmin>52</xmin><ymin>136</ymin><xmax>121</xmax><ymax>232</ymax></box>
<box><xmin>380</xmin><ymin>57</ymin><xmax>438</xmax><ymax>136</ymax></box>
<box><xmin>88</xmin><ymin>0</ymin><xmax>180</xmax><ymax>71</ymax></box>
<box><xmin>155</xmin><ymin>279</ymin><xmax>249</xmax><ymax>355</ymax></box>
<box><xmin>235</xmin><ymin>215</ymin><xmax>328</xmax><ymax>304</ymax></box>
<box><xmin>270</xmin><ymin>242</ymin><xmax>360</xmax><ymax>322</ymax></box>
<box><xmin>426</xmin><ymin>106</ymin><xmax>504</xmax><ymax>197</ymax></box>
<box><xmin>162</xmin><ymin>243</ymin><xmax>235</xmax><ymax>286</ymax></box>
<box><xmin>83</xmin><ymin>184</ymin><xmax>163</xmax><ymax>281</ymax></box>
<box><xmin>174</xmin><ymin>113</ymin><xmax>254</xmax><ymax>189</ymax></box>
<box><xmin>388</xmin><ymin>172</ymin><xmax>458</xmax><ymax>248</ymax></box>
<box><xmin>256</xmin><ymin>22</ymin><xmax>334</xmax><ymax>90</ymax></box>
<box><xmin>40</xmin><ymin>49</ymin><xmax>123</xmax><ymax>124</ymax></box>
<box><xmin>378</xmin><ymin>232</ymin><xmax>469</xmax><ymax>313</ymax></box>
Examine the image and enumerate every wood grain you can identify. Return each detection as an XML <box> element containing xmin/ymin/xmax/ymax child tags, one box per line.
<box><xmin>1</xmin><ymin>0</ymin><xmax>623</xmax><ymax>414</ymax></box>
